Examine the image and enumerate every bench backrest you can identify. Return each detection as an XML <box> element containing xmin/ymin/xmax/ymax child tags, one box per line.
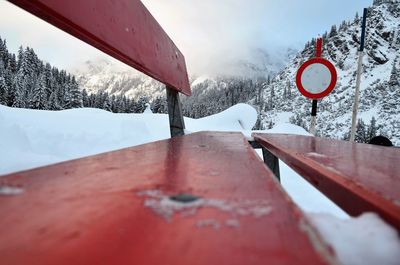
<box><xmin>253</xmin><ymin>133</ymin><xmax>400</xmax><ymax>231</ymax></box>
<box><xmin>9</xmin><ymin>0</ymin><xmax>191</xmax><ymax>96</ymax></box>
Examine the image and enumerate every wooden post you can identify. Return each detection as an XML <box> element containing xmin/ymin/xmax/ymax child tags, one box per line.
<box><xmin>248</xmin><ymin>141</ymin><xmax>280</xmax><ymax>182</ymax></box>
<box><xmin>166</xmin><ymin>86</ymin><xmax>185</xmax><ymax>137</ymax></box>
<box><xmin>350</xmin><ymin>8</ymin><xmax>368</xmax><ymax>142</ymax></box>
<box><xmin>262</xmin><ymin>147</ymin><xmax>281</xmax><ymax>182</ymax></box>
<box><xmin>350</xmin><ymin>52</ymin><xmax>364</xmax><ymax>142</ymax></box>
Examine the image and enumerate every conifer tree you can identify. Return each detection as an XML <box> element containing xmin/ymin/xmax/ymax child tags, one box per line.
<box><xmin>339</xmin><ymin>20</ymin><xmax>347</xmax><ymax>32</ymax></box>
<box><xmin>12</xmin><ymin>71</ymin><xmax>27</xmax><ymax>108</ymax></box>
<box><xmin>82</xmin><ymin>89</ymin><xmax>89</xmax><ymax>107</ymax></box>
<box><xmin>8</xmin><ymin>54</ymin><xmax>17</xmax><ymax>74</ymax></box>
<box><xmin>367</xmin><ymin>117</ymin><xmax>378</xmax><ymax>141</ymax></box>
<box><xmin>268</xmin><ymin>86</ymin><xmax>275</xmax><ymax>110</ymax></box>
<box><xmin>69</xmin><ymin>77</ymin><xmax>83</xmax><ymax>108</ymax></box>
<box><xmin>16</xmin><ymin>46</ymin><xmax>24</xmax><ymax>71</ymax></box>
<box><xmin>355</xmin><ymin>119</ymin><xmax>367</xmax><ymax>143</ymax></box>
<box><xmin>5</xmin><ymin>70</ymin><xmax>15</xmax><ymax>106</ymax></box>
<box><xmin>46</xmin><ymin>91</ymin><xmax>61</xmax><ymax>110</ymax></box>
<box><xmin>322</xmin><ymin>32</ymin><xmax>328</xmax><ymax>42</ymax></box>
<box><xmin>136</xmin><ymin>96</ymin><xmax>148</xmax><ymax>113</ymax></box>
<box><xmin>118</xmin><ymin>96</ymin><xmax>127</xmax><ymax>112</ymax></box>
<box><xmin>287</xmin><ymin>81</ymin><xmax>292</xmax><ymax>98</ymax></box>
<box><xmin>151</xmin><ymin>96</ymin><xmax>168</xmax><ymax>113</ymax></box>
<box><xmin>329</xmin><ymin>25</ymin><xmax>338</xmax><ymax>37</ymax></box>
<box><xmin>103</xmin><ymin>96</ymin><xmax>111</xmax><ymax>111</ymax></box>
<box><xmin>0</xmin><ymin>76</ymin><xmax>7</xmax><ymax>105</ymax></box>
<box><xmin>0</xmin><ymin>38</ymin><xmax>9</xmax><ymax>66</ymax></box>
<box><xmin>63</xmin><ymin>77</ymin><xmax>83</xmax><ymax>109</ymax></box>
<box><xmin>31</xmin><ymin>73</ymin><xmax>47</xmax><ymax>109</ymax></box>
<box><xmin>389</xmin><ymin>60</ymin><xmax>399</xmax><ymax>88</ymax></box>
<box><xmin>354</xmin><ymin>12</ymin><xmax>360</xmax><ymax>23</ymax></box>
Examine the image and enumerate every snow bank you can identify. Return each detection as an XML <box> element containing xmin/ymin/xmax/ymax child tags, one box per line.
<box><xmin>187</xmin><ymin>103</ymin><xmax>257</xmax><ymax>132</ymax></box>
<box><xmin>309</xmin><ymin>213</ymin><xmax>400</xmax><ymax>265</ymax></box>
<box><xmin>253</xmin><ymin>122</ymin><xmax>311</xmax><ymax>136</ymax></box>
<box><xmin>0</xmin><ymin>105</ymin><xmax>169</xmax><ymax>174</ymax></box>
<box><xmin>1</xmin><ymin>104</ymin><xmax>399</xmax><ymax>265</ymax></box>
<box><xmin>252</xmin><ymin>123</ymin><xmax>349</xmax><ymax>218</ymax></box>
<box><xmin>280</xmin><ymin>162</ymin><xmax>349</xmax><ymax>218</ymax></box>
<box><xmin>0</xmin><ymin>103</ymin><xmax>257</xmax><ymax>175</ymax></box>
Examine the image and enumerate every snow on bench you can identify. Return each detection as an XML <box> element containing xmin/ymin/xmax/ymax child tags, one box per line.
<box><xmin>253</xmin><ymin>133</ymin><xmax>400</xmax><ymax>231</ymax></box>
<box><xmin>0</xmin><ymin>132</ymin><xmax>338</xmax><ymax>265</ymax></box>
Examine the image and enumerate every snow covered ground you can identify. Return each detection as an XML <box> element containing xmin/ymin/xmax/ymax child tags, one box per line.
<box><xmin>0</xmin><ymin>103</ymin><xmax>399</xmax><ymax>265</ymax></box>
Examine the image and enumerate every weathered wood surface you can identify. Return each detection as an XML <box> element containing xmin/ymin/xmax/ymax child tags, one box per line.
<box><xmin>262</xmin><ymin>147</ymin><xmax>281</xmax><ymax>181</ymax></box>
<box><xmin>253</xmin><ymin>133</ymin><xmax>400</xmax><ymax>230</ymax></box>
<box><xmin>166</xmin><ymin>86</ymin><xmax>185</xmax><ymax>137</ymax></box>
<box><xmin>8</xmin><ymin>0</ymin><xmax>191</xmax><ymax>95</ymax></box>
<box><xmin>0</xmin><ymin>132</ymin><xmax>337</xmax><ymax>265</ymax></box>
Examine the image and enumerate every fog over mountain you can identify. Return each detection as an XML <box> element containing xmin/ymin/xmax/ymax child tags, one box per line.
<box><xmin>71</xmin><ymin>0</ymin><xmax>400</xmax><ymax>147</ymax></box>
<box><xmin>0</xmin><ymin>0</ymin><xmax>371</xmax><ymax>76</ymax></box>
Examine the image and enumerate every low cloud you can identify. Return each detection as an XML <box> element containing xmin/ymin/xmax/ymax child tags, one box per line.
<box><xmin>0</xmin><ymin>0</ymin><xmax>372</xmax><ymax>75</ymax></box>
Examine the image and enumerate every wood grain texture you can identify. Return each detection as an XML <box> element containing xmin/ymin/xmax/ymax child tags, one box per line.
<box><xmin>253</xmin><ymin>133</ymin><xmax>400</xmax><ymax>230</ymax></box>
<box><xmin>0</xmin><ymin>132</ymin><xmax>337</xmax><ymax>265</ymax></box>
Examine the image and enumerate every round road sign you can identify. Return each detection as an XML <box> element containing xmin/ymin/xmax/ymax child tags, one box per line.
<box><xmin>296</xmin><ymin>57</ymin><xmax>337</xmax><ymax>99</ymax></box>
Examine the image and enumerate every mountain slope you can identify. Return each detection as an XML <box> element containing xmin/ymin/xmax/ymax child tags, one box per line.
<box><xmin>73</xmin><ymin>58</ymin><xmax>166</xmax><ymax>99</ymax></box>
<box><xmin>72</xmin><ymin>47</ymin><xmax>296</xmax><ymax>101</ymax></box>
<box><xmin>258</xmin><ymin>0</ymin><xmax>400</xmax><ymax>145</ymax></box>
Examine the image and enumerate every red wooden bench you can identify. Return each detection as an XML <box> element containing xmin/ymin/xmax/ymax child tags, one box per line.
<box><xmin>1</xmin><ymin>1</ymin><xmax>342</xmax><ymax>264</ymax></box>
<box><xmin>0</xmin><ymin>132</ymin><xmax>337</xmax><ymax>265</ymax></box>
<box><xmin>1</xmin><ymin>1</ymin><xmax>398</xmax><ymax>264</ymax></box>
<box><xmin>253</xmin><ymin>133</ymin><xmax>400</xmax><ymax>231</ymax></box>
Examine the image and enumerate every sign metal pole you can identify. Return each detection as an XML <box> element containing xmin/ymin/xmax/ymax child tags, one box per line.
<box><xmin>309</xmin><ymin>38</ymin><xmax>323</xmax><ymax>135</ymax></box>
<box><xmin>310</xmin><ymin>100</ymin><xmax>318</xmax><ymax>135</ymax></box>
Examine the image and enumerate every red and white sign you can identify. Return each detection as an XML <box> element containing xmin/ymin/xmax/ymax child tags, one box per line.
<box><xmin>296</xmin><ymin>40</ymin><xmax>337</xmax><ymax>99</ymax></box>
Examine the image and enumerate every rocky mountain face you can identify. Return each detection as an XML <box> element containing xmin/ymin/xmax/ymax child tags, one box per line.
<box><xmin>72</xmin><ymin>58</ymin><xmax>166</xmax><ymax>100</ymax></box>
<box><xmin>257</xmin><ymin>0</ymin><xmax>400</xmax><ymax>145</ymax></box>
<box><xmin>73</xmin><ymin>0</ymin><xmax>400</xmax><ymax>145</ymax></box>
<box><xmin>72</xmin><ymin>46</ymin><xmax>296</xmax><ymax>101</ymax></box>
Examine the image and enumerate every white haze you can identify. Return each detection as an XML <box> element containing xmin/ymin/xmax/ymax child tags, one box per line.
<box><xmin>0</xmin><ymin>0</ymin><xmax>371</xmax><ymax>76</ymax></box>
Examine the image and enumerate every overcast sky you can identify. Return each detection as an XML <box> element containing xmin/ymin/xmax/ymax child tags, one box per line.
<box><xmin>0</xmin><ymin>0</ymin><xmax>372</xmax><ymax>75</ymax></box>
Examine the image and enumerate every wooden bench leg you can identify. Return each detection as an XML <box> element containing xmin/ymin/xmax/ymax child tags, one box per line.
<box><xmin>262</xmin><ymin>147</ymin><xmax>280</xmax><ymax>182</ymax></box>
<box><xmin>248</xmin><ymin>141</ymin><xmax>280</xmax><ymax>182</ymax></box>
<box><xmin>166</xmin><ymin>86</ymin><xmax>185</xmax><ymax>137</ymax></box>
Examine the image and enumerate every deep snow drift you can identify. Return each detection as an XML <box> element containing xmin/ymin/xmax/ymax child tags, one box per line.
<box><xmin>0</xmin><ymin>103</ymin><xmax>399</xmax><ymax>265</ymax></box>
<box><xmin>0</xmin><ymin>103</ymin><xmax>256</xmax><ymax>175</ymax></box>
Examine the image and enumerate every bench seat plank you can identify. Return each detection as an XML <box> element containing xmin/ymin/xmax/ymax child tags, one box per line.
<box><xmin>0</xmin><ymin>132</ymin><xmax>336</xmax><ymax>265</ymax></box>
<box><xmin>253</xmin><ymin>133</ymin><xmax>400</xmax><ymax>230</ymax></box>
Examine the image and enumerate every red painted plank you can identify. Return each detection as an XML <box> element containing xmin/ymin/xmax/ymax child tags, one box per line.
<box><xmin>253</xmin><ymin>133</ymin><xmax>400</xmax><ymax>230</ymax></box>
<box><xmin>8</xmin><ymin>0</ymin><xmax>191</xmax><ymax>95</ymax></box>
<box><xmin>0</xmin><ymin>132</ymin><xmax>337</xmax><ymax>265</ymax></box>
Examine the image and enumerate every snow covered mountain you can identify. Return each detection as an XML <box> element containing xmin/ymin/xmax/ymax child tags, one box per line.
<box><xmin>257</xmin><ymin>0</ymin><xmax>400</xmax><ymax>145</ymax></box>
<box><xmin>72</xmin><ymin>0</ymin><xmax>400</xmax><ymax>145</ymax></box>
<box><xmin>72</xmin><ymin>58</ymin><xmax>166</xmax><ymax>100</ymax></box>
<box><xmin>72</xmin><ymin>46</ymin><xmax>296</xmax><ymax>100</ymax></box>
